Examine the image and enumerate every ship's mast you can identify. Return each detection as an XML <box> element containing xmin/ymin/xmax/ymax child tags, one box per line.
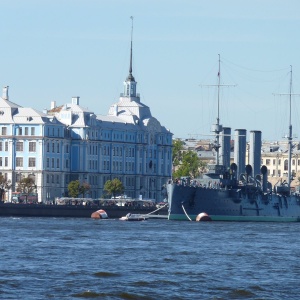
<box><xmin>288</xmin><ymin>66</ymin><xmax>292</xmax><ymax>188</ymax></box>
<box><xmin>217</xmin><ymin>54</ymin><xmax>221</xmax><ymax>129</ymax></box>
<box><xmin>215</xmin><ymin>54</ymin><xmax>222</xmax><ymax>165</ymax></box>
<box><xmin>202</xmin><ymin>55</ymin><xmax>235</xmax><ymax>166</ymax></box>
<box><xmin>275</xmin><ymin>66</ymin><xmax>300</xmax><ymax>189</ymax></box>
<box><xmin>199</xmin><ymin>55</ymin><xmax>236</xmax><ymax>167</ymax></box>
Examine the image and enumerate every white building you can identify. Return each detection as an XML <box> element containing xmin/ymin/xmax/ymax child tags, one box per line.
<box><xmin>0</xmin><ymin>40</ymin><xmax>173</xmax><ymax>202</ymax></box>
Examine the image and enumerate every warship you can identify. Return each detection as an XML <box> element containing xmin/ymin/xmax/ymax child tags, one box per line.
<box><xmin>167</xmin><ymin>58</ymin><xmax>300</xmax><ymax>221</ymax></box>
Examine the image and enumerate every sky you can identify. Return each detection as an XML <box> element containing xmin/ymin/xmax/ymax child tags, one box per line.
<box><xmin>1</xmin><ymin>0</ymin><xmax>300</xmax><ymax>142</ymax></box>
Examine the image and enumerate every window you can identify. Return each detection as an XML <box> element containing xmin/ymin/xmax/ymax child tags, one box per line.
<box><xmin>29</xmin><ymin>142</ymin><xmax>36</xmax><ymax>152</ymax></box>
<box><xmin>18</xmin><ymin>127</ymin><xmax>22</xmax><ymax>135</ymax></box>
<box><xmin>284</xmin><ymin>159</ymin><xmax>288</xmax><ymax>171</ymax></box>
<box><xmin>0</xmin><ymin>157</ymin><xmax>2</xmax><ymax>166</ymax></box>
<box><xmin>25</xmin><ymin>127</ymin><xmax>29</xmax><ymax>135</ymax></box>
<box><xmin>66</xmin><ymin>145</ymin><xmax>69</xmax><ymax>153</ymax></box>
<box><xmin>1</xmin><ymin>127</ymin><xmax>7</xmax><ymax>135</ymax></box>
<box><xmin>57</xmin><ymin>143</ymin><xmax>60</xmax><ymax>153</ymax></box>
<box><xmin>31</xmin><ymin>127</ymin><xmax>35</xmax><ymax>136</ymax></box>
<box><xmin>0</xmin><ymin>142</ymin><xmax>2</xmax><ymax>151</ymax></box>
<box><xmin>57</xmin><ymin>159</ymin><xmax>59</xmax><ymax>168</ymax></box>
<box><xmin>16</xmin><ymin>173</ymin><xmax>21</xmax><ymax>182</ymax></box>
<box><xmin>16</xmin><ymin>157</ymin><xmax>23</xmax><ymax>167</ymax></box>
<box><xmin>47</xmin><ymin>158</ymin><xmax>50</xmax><ymax>168</ymax></box>
<box><xmin>292</xmin><ymin>159</ymin><xmax>295</xmax><ymax>166</ymax></box>
<box><xmin>47</xmin><ymin>143</ymin><xmax>50</xmax><ymax>152</ymax></box>
<box><xmin>5</xmin><ymin>157</ymin><xmax>8</xmax><ymax>167</ymax></box>
<box><xmin>52</xmin><ymin>158</ymin><xmax>54</xmax><ymax>168</ymax></box>
<box><xmin>16</xmin><ymin>142</ymin><xmax>24</xmax><ymax>152</ymax></box>
<box><xmin>52</xmin><ymin>143</ymin><xmax>55</xmax><ymax>152</ymax></box>
<box><xmin>29</xmin><ymin>158</ymin><xmax>36</xmax><ymax>167</ymax></box>
<box><xmin>266</xmin><ymin>159</ymin><xmax>270</xmax><ymax>166</ymax></box>
<box><xmin>5</xmin><ymin>142</ymin><xmax>8</xmax><ymax>151</ymax></box>
<box><xmin>66</xmin><ymin>159</ymin><xmax>69</xmax><ymax>168</ymax></box>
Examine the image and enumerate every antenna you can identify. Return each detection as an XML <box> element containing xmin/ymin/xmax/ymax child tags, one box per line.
<box><xmin>199</xmin><ymin>54</ymin><xmax>236</xmax><ymax>165</ymax></box>
<box><xmin>273</xmin><ymin>66</ymin><xmax>300</xmax><ymax>188</ymax></box>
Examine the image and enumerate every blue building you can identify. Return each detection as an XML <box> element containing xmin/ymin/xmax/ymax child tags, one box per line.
<box><xmin>0</xmin><ymin>42</ymin><xmax>173</xmax><ymax>202</ymax></box>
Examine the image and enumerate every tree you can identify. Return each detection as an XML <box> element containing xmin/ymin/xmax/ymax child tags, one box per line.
<box><xmin>16</xmin><ymin>176</ymin><xmax>36</xmax><ymax>203</ymax></box>
<box><xmin>173</xmin><ymin>150</ymin><xmax>207</xmax><ymax>179</ymax></box>
<box><xmin>17</xmin><ymin>177</ymin><xmax>36</xmax><ymax>194</ymax></box>
<box><xmin>79</xmin><ymin>182</ymin><xmax>91</xmax><ymax>198</ymax></box>
<box><xmin>104</xmin><ymin>178</ymin><xmax>124</xmax><ymax>198</ymax></box>
<box><xmin>0</xmin><ymin>174</ymin><xmax>7</xmax><ymax>201</ymax></box>
<box><xmin>68</xmin><ymin>180</ymin><xmax>81</xmax><ymax>198</ymax></box>
<box><xmin>68</xmin><ymin>180</ymin><xmax>91</xmax><ymax>198</ymax></box>
<box><xmin>172</xmin><ymin>139</ymin><xmax>184</xmax><ymax>167</ymax></box>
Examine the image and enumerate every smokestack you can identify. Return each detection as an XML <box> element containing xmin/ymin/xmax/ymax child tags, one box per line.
<box><xmin>249</xmin><ymin>130</ymin><xmax>262</xmax><ymax>177</ymax></box>
<box><xmin>234</xmin><ymin>129</ymin><xmax>247</xmax><ymax>179</ymax></box>
<box><xmin>220</xmin><ymin>127</ymin><xmax>231</xmax><ymax>170</ymax></box>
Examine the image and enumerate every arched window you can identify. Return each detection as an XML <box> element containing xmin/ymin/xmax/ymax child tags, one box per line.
<box><xmin>284</xmin><ymin>159</ymin><xmax>288</xmax><ymax>171</ymax></box>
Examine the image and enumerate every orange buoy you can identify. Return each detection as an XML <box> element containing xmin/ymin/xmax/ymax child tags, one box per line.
<box><xmin>196</xmin><ymin>212</ymin><xmax>212</xmax><ymax>222</ymax></box>
<box><xmin>91</xmin><ymin>209</ymin><xmax>108</xmax><ymax>219</ymax></box>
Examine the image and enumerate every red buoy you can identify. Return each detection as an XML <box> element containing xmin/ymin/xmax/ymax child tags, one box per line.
<box><xmin>196</xmin><ymin>212</ymin><xmax>212</xmax><ymax>222</ymax></box>
<box><xmin>91</xmin><ymin>209</ymin><xmax>108</xmax><ymax>219</ymax></box>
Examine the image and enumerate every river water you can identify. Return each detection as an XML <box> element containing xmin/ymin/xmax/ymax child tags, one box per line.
<box><xmin>0</xmin><ymin>217</ymin><xmax>299</xmax><ymax>299</ymax></box>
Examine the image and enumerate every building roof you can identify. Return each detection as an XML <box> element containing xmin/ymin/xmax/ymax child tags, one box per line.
<box><xmin>0</xmin><ymin>96</ymin><xmax>53</xmax><ymax>125</ymax></box>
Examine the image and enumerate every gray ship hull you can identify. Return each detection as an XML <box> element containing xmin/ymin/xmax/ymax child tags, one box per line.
<box><xmin>167</xmin><ymin>183</ymin><xmax>300</xmax><ymax>222</ymax></box>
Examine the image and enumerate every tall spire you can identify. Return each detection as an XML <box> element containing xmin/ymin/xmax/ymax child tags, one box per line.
<box><xmin>123</xmin><ymin>16</ymin><xmax>138</xmax><ymax>100</ymax></box>
<box><xmin>126</xmin><ymin>16</ymin><xmax>135</xmax><ymax>82</ymax></box>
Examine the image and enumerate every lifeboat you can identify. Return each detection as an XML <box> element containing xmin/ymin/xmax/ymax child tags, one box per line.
<box><xmin>91</xmin><ymin>209</ymin><xmax>108</xmax><ymax>219</ymax></box>
<box><xmin>119</xmin><ymin>213</ymin><xmax>148</xmax><ymax>221</ymax></box>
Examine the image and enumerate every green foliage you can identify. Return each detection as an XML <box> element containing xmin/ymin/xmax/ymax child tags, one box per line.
<box><xmin>0</xmin><ymin>174</ymin><xmax>9</xmax><ymax>201</ymax></box>
<box><xmin>68</xmin><ymin>180</ymin><xmax>91</xmax><ymax>198</ymax></box>
<box><xmin>104</xmin><ymin>178</ymin><xmax>124</xmax><ymax>198</ymax></box>
<box><xmin>172</xmin><ymin>139</ymin><xmax>184</xmax><ymax>167</ymax></box>
<box><xmin>17</xmin><ymin>177</ymin><xmax>36</xmax><ymax>194</ymax></box>
<box><xmin>0</xmin><ymin>174</ymin><xmax>6</xmax><ymax>186</ymax></box>
<box><xmin>173</xmin><ymin>150</ymin><xmax>207</xmax><ymax>179</ymax></box>
<box><xmin>80</xmin><ymin>182</ymin><xmax>91</xmax><ymax>198</ymax></box>
<box><xmin>68</xmin><ymin>180</ymin><xmax>81</xmax><ymax>198</ymax></box>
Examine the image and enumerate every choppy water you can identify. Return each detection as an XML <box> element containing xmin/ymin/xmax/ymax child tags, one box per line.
<box><xmin>0</xmin><ymin>217</ymin><xmax>299</xmax><ymax>299</ymax></box>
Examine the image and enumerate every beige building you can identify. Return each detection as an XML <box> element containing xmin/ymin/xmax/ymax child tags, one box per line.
<box><xmin>260</xmin><ymin>141</ymin><xmax>300</xmax><ymax>188</ymax></box>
